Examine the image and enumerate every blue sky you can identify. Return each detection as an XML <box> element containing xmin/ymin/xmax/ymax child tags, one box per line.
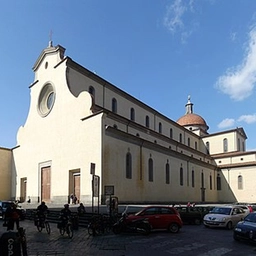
<box><xmin>1</xmin><ymin>0</ymin><xmax>256</xmax><ymax>150</ymax></box>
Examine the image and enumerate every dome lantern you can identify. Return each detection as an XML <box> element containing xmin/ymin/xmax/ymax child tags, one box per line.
<box><xmin>177</xmin><ymin>96</ymin><xmax>209</xmax><ymax>135</ymax></box>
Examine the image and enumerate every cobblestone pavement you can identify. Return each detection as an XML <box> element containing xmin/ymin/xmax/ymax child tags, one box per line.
<box><xmin>1</xmin><ymin>220</ymin><xmax>165</xmax><ymax>256</ymax></box>
<box><xmin>1</xmin><ymin>220</ymin><xmax>256</xmax><ymax>256</ymax></box>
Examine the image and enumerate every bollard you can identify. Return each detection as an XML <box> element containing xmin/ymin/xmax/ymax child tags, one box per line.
<box><xmin>0</xmin><ymin>231</ymin><xmax>22</xmax><ymax>256</ymax></box>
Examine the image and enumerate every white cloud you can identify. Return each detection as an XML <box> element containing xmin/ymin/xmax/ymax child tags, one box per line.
<box><xmin>238</xmin><ymin>114</ymin><xmax>256</xmax><ymax>124</ymax></box>
<box><xmin>218</xmin><ymin>118</ymin><xmax>235</xmax><ymax>129</ymax></box>
<box><xmin>163</xmin><ymin>0</ymin><xmax>199</xmax><ymax>43</ymax></box>
<box><xmin>215</xmin><ymin>25</ymin><xmax>256</xmax><ymax>101</ymax></box>
<box><xmin>163</xmin><ymin>0</ymin><xmax>186</xmax><ymax>34</ymax></box>
<box><xmin>163</xmin><ymin>0</ymin><xmax>203</xmax><ymax>43</ymax></box>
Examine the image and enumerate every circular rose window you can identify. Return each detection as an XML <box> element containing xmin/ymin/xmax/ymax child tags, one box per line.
<box><xmin>38</xmin><ymin>83</ymin><xmax>55</xmax><ymax>117</ymax></box>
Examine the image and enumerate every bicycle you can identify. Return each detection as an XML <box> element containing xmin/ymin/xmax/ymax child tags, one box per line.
<box><xmin>58</xmin><ymin>217</ymin><xmax>73</xmax><ymax>238</ymax></box>
<box><xmin>88</xmin><ymin>214</ymin><xmax>113</xmax><ymax>236</ymax></box>
<box><xmin>34</xmin><ymin>214</ymin><xmax>51</xmax><ymax>234</ymax></box>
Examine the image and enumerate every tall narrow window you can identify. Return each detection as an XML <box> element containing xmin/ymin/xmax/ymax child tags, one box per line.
<box><xmin>195</xmin><ymin>141</ymin><xmax>198</xmax><ymax>150</ymax></box>
<box><xmin>179</xmin><ymin>133</ymin><xmax>182</xmax><ymax>143</ymax></box>
<box><xmin>237</xmin><ymin>138</ymin><xmax>241</xmax><ymax>151</ymax></box>
<box><xmin>148</xmin><ymin>158</ymin><xmax>153</xmax><ymax>182</ymax></box>
<box><xmin>201</xmin><ymin>172</ymin><xmax>204</xmax><ymax>188</ymax></box>
<box><xmin>242</xmin><ymin>141</ymin><xmax>245</xmax><ymax>151</ymax></box>
<box><xmin>223</xmin><ymin>138</ymin><xmax>228</xmax><ymax>153</ymax></box>
<box><xmin>210</xmin><ymin>175</ymin><xmax>212</xmax><ymax>190</ymax></box>
<box><xmin>191</xmin><ymin>170</ymin><xmax>195</xmax><ymax>187</ymax></box>
<box><xmin>145</xmin><ymin>115</ymin><xmax>150</xmax><ymax>128</ymax></box>
<box><xmin>217</xmin><ymin>174</ymin><xmax>221</xmax><ymax>190</ymax></box>
<box><xmin>238</xmin><ymin>175</ymin><xmax>243</xmax><ymax>190</ymax></box>
<box><xmin>188</xmin><ymin>138</ymin><xmax>190</xmax><ymax>147</ymax></box>
<box><xmin>159</xmin><ymin>122</ymin><xmax>162</xmax><ymax>134</ymax></box>
<box><xmin>170</xmin><ymin>128</ymin><xmax>173</xmax><ymax>139</ymax></box>
<box><xmin>89</xmin><ymin>86</ymin><xmax>95</xmax><ymax>97</ymax></box>
<box><xmin>180</xmin><ymin>167</ymin><xmax>183</xmax><ymax>186</ymax></box>
<box><xmin>206</xmin><ymin>142</ymin><xmax>210</xmax><ymax>154</ymax></box>
<box><xmin>130</xmin><ymin>108</ymin><xmax>135</xmax><ymax>121</ymax></box>
<box><xmin>165</xmin><ymin>162</ymin><xmax>170</xmax><ymax>184</ymax></box>
<box><xmin>112</xmin><ymin>98</ymin><xmax>117</xmax><ymax>113</ymax></box>
<box><xmin>126</xmin><ymin>152</ymin><xmax>132</xmax><ymax>179</ymax></box>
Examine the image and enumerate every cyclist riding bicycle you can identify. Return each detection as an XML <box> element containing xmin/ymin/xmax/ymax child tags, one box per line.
<box><xmin>59</xmin><ymin>204</ymin><xmax>72</xmax><ymax>228</ymax></box>
<box><xmin>36</xmin><ymin>201</ymin><xmax>49</xmax><ymax>227</ymax></box>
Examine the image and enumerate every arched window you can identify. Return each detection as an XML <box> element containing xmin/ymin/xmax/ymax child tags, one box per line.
<box><xmin>238</xmin><ymin>175</ymin><xmax>243</xmax><ymax>190</ymax></box>
<box><xmin>89</xmin><ymin>86</ymin><xmax>95</xmax><ymax>97</ymax></box>
<box><xmin>126</xmin><ymin>152</ymin><xmax>132</xmax><ymax>179</ymax></box>
<box><xmin>145</xmin><ymin>115</ymin><xmax>150</xmax><ymax>128</ymax></box>
<box><xmin>180</xmin><ymin>167</ymin><xmax>183</xmax><ymax>186</ymax></box>
<box><xmin>206</xmin><ymin>142</ymin><xmax>210</xmax><ymax>154</ymax></box>
<box><xmin>148</xmin><ymin>158</ymin><xmax>153</xmax><ymax>182</ymax></box>
<box><xmin>130</xmin><ymin>108</ymin><xmax>135</xmax><ymax>121</ymax></box>
<box><xmin>210</xmin><ymin>175</ymin><xmax>212</xmax><ymax>190</ymax></box>
<box><xmin>191</xmin><ymin>170</ymin><xmax>195</xmax><ymax>187</ymax></box>
<box><xmin>159</xmin><ymin>122</ymin><xmax>162</xmax><ymax>134</ymax></box>
<box><xmin>179</xmin><ymin>133</ymin><xmax>182</xmax><ymax>143</ymax></box>
<box><xmin>217</xmin><ymin>174</ymin><xmax>221</xmax><ymax>190</ymax></box>
<box><xmin>170</xmin><ymin>128</ymin><xmax>173</xmax><ymax>139</ymax></box>
<box><xmin>223</xmin><ymin>138</ymin><xmax>228</xmax><ymax>153</ymax></box>
<box><xmin>165</xmin><ymin>162</ymin><xmax>170</xmax><ymax>184</ymax></box>
<box><xmin>112</xmin><ymin>98</ymin><xmax>117</xmax><ymax>113</ymax></box>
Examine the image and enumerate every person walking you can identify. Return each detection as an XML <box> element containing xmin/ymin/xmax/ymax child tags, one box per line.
<box><xmin>5</xmin><ymin>202</ymin><xmax>21</xmax><ymax>231</ymax></box>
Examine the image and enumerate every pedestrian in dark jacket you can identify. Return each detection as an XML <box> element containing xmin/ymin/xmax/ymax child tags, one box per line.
<box><xmin>5</xmin><ymin>202</ymin><xmax>21</xmax><ymax>231</ymax></box>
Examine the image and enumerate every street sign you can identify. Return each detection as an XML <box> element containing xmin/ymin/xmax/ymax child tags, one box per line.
<box><xmin>104</xmin><ymin>185</ymin><xmax>114</xmax><ymax>196</ymax></box>
<box><xmin>90</xmin><ymin>163</ymin><xmax>95</xmax><ymax>175</ymax></box>
<box><xmin>93</xmin><ymin>175</ymin><xmax>99</xmax><ymax>197</ymax></box>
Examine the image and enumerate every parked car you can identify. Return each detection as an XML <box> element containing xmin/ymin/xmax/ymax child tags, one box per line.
<box><xmin>126</xmin><ymin>205</ymin><xmax>183</xmax><ymax>233</ymax></box>
<box><xmin>0</xmin><ymin>201</ymin><xmax>26</xmax><ymax>220</ymax></box>
<box><xmin>237</xmin><ymin>205</ymin><xmax>253</xmax><ymax>215</ymax></box>
<box><xmin>233</xmin><ymin>212</ymin><xmax>256</xmax><ymax>243</ymax></box>
<box><xmin>234</xmin><ymin>203</ymin><xmax>254</xmax><ymax>214</ymax></box>
<box><xmin>175</xmin><ymin>206</ymin><xmax>202</xmax><ymax>225</ymax></box>
<box><xmin>122</xmin><ymin>205</ymin><xmax>147</xmax><ymax>215</ymax></box>
<box><xmin>203</xmin><ymin>205</ymin><xmax>247</xmax><ymax>230</ymax></box>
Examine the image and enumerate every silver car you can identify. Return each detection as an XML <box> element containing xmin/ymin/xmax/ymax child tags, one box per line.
<box><xmin>203</xmin><ymin>206</ymin><xmax>247</xmax><ymax>230</ymax></box>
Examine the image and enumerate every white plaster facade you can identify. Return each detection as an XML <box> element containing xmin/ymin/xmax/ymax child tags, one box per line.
<box><xmin>0</xmin><ymin>42</ymin><xmax>255</xmax><ymax>205</ymax></box>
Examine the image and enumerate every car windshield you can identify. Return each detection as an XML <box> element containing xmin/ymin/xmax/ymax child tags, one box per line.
<box><xmin>244</xmin><ymin>213</ymin><xmax>256</xmax><ymax>223</ymax></box>
<box><xmin>211</xmin><ymin>207</ymin><xmax>231</xmax><ymax>215</ymax></box>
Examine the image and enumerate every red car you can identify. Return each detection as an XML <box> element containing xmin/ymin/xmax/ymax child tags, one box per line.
<box><xmin>126</xmin><ymin>205</ymin><xmax>183</xmax><ymax>233</ymax></box>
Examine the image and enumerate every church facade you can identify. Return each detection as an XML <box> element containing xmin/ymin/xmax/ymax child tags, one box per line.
<box><xmin>2</xmin><ymin>42</ymin><xmax>256</xmax><ymax>205</ymax></box>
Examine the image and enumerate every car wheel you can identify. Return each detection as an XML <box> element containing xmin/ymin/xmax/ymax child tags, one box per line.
<box><xmin>226</xmin><ymin>221</ymin><xmax>233</xmax><ymax>230</ymax></box>
<box><xmin>168</xmin><ymin>223</ymin><xmax>180</xmax><ymax>233</ymax></box>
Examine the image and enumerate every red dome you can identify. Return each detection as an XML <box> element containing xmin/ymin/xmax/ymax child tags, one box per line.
<box><xmin>177</xmin><ymin>113</ymin><xmax>207</xmax><ymax>127</ymax></box>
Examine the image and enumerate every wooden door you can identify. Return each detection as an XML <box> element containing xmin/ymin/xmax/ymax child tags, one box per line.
<box><xmin>41</xmin><ymin>167</ymin><xmax>51</xmax><ymax>202</ymax></box>
<box><xmin>20</xmin><ymin>178</ymin><xmax>27</xmax><ymax>203</ymax></box>
<box><xmin>74</xmin><ymin>175</ymin><xmax>80</xmax><ymax>202</ymax></box>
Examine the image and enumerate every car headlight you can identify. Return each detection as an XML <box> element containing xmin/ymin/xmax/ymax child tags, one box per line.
<box><xmin>222</xmin><ymin>217</ymin><xmax>226</xmax><ymax>221</ymax></box>
<box><xmin>235</xmin><ymin>228</ymin><xmax>242</xmax><ymax>232</ymax></box>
